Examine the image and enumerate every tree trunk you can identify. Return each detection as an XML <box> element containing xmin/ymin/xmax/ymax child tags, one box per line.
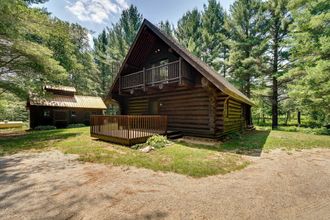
<box><xmin>297</xmin><ymin>111</ymin><xmax>301</xmax><ymax>127</ymax></box>
<box><xmin>272</xmin><ymin>77</ymin><xmax>278</xmax><ymax>129</ymax></box>
<box><xmin>285</xmin><ymin>111</ymin><xmax>290</xmax><ymax>125</ymax></box>
<box><xmin>271</xmin><ymin>22</ymin><xmax>279</xmax><ymax>130</ymax></box>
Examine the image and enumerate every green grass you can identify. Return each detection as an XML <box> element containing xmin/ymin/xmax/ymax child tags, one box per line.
<box><xmin>1</xmin><ymin>127</ymin><xmax>329</xmax><ymax>177</ymax></box>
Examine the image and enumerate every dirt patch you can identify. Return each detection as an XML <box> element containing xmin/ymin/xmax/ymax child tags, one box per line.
<box><xmin>1</xmin><ymin>149</ymin><xmax>330</xmax><ymax>219</ymax></box>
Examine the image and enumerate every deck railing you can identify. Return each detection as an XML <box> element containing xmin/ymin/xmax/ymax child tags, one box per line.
<box><xmin>120</xmin><ymin>59</ymin><xmax>181</xmax><ymax>90</ymax></box>
<box><xmin>90</xmin><ymin>115</ymin><xmax>168</xmax><ymax>145</ymax></box>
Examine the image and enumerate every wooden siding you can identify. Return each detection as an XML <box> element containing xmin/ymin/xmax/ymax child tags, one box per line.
<box><xmin>29</xmin><ymin>106</ymin><xmax>103</xmax><ymax>129</ymax></box>
<box><xmin>223</xmin><ymin>98</ymin><xmax>245</xmax><ymax>134</ymax></box>
<box><xmin>126</xmin><ymin>86</ymin><xmax>213</xmax><ymax>137</ymax></box>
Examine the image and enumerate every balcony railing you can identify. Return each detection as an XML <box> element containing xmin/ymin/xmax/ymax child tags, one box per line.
<box><xmin>120</xmin><ymin>58</ymin><xmax>182</xmax><ymax>91</ymax></box>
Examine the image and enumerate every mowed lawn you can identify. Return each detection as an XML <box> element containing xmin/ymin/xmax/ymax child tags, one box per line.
<box><xmin>1</xmin><ymin>127</ymin><xmax>330</xmax><ymax>177</ymax></box>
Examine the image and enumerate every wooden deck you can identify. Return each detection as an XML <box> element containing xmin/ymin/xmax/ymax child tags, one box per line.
<box><xmin>90</xmin><ymin>115</ymin><xmax>168</xmax><ymax>145</ymax></box>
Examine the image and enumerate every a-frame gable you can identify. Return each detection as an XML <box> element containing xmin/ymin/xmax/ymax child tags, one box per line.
<box><xmin>109</xmin><ymin>19</ymin><xmax>253</xmax><ymax>106</ymax></box>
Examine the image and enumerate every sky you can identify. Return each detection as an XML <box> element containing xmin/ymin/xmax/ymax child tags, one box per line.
<box><xmin>36</xmin><ymin>0</ymin><xmax>234</xmax><ymax>36</ymax></box>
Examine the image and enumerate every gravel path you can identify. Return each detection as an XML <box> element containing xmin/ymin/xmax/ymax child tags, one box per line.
<box><xmin>1</xmin><ymin>149</ymin><xmax>330</xmax><ymax>220</ymax></box>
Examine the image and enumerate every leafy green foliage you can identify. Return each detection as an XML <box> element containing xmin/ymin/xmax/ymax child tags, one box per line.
<box><xmin>0</xmin><ymin>0</ymin><xmax>67</xmax><ymax>98</ymax></box>
<box><xmin>159</xmin><ymin>20</ymin><xmax>174</xmax><ymax>37</ymax></box>
<box><xmin>146</xmin><ymin>135</ymin><xmax>170</xmax><ymax>149</ymax></box>
<box><xmin>93</xmin><ymin>5</ymin><xmax>143</xmax><ymax>97</ymax></box>
<box><xmin>285</xmin><ymin>0</ymin><xmax>330</xmax><ymax>125</ymax></box>
<box><xmin>176</xmin><ymin>9</ymin><xmax>202</xmax><ymax>56</ymax></box>
<box><xmin>225</xmin><ymin>0</ymin><xmax>268</xmax><ymax>98</ymax></box>
<box><xmin>0</xmin><ymin>92</ymin><xmax>28</xmax><ymax>121</ymax></box>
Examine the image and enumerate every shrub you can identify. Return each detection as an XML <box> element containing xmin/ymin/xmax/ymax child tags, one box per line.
<box><xmin>146</xmin><ymin>135</ymin><xmax>170</xmax><ymax>149</ymax></box>
<box><xmin>34</xmin><ymin>125</ymin><xmax>56</xmax><ymax>130</ymax></box>
<box><xmin>67</xmin><ymin>123</ymin><xmax>85</xmax><ymax>128</ymax></box>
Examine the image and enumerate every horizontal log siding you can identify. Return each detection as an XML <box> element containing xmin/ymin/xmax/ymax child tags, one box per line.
<box><xmin>127</xmin><ymin>86</ymin><xmax>213</xmax><ymax>137</ymax></box>
<box><xmin>223</xmin><ymin>98</ymin><xmax>245</xmax><ymax>134</ymax></box>
<box><xmin>215</xmin><ymin>92</ymin><xmax>228</xmax><ymax>137</ymax></box>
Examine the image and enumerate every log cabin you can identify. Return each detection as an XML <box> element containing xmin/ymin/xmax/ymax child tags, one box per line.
<box><xmin>90</xmin><ymin>19</ymin><xmax>253</xmax><ymax>145</ymax></box>
<box><xmin>27</xmin><ymin>85</ymin><xmax>106</xmax><ymax>129</ymax></box>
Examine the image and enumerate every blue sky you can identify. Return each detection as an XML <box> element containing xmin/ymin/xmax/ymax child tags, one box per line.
<box><xmin>36</xmin><ymin>0</ymin><xmax>234</xmax><ymax>36</ymax></box>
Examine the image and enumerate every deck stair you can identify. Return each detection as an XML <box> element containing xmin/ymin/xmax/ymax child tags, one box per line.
<box><xmin>166</xmin><ymin>130</ymin><xmax>183</xmax><ymax>139</ymax></box>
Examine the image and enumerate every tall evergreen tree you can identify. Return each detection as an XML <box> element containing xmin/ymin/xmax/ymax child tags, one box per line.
<box><xmin>176</xmin><ymin>9</ymin><xmax>202</xmax><ymax>56</ymax></box>
<box><xmin>286</xmin><ymin>0</ymin><xmax>330</xmax><ymax>124</ymax></box>
<box><xmin>264</xmin><ymin>0</ymin><xmax>292</xmax><ymax>129</ymax></box>
<box><xmin>225</xmin><ymin>0</ymin><xmax>268</xmax><ymax>98</ymax></box>
<box><xmin>200</xmin><ymin>0</ymin><xmax>227</xmax><ymax>75</ymax></box>
<box><xmin>159</xmin><ymin>20</ymin><xmax>174</xmax><ymax>37</ymax></box>
<box><xmin>93</xmin><ymin>5</ymin><xmax>143</xmax><ymax>97</ymax></box>
<box><xmin>94</xmin><ymin>30</ymin><xmax>112</xmax><ymax>97</ymax></box>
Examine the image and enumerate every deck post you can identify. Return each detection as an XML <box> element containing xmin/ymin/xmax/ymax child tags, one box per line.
<box><xmin>179</xmin><ymin>57</ymin><xmax>182</xmax><ymax>85</ymax></box>
<box><xmin>143</xmin><ymin>67</ymin><xmax>146</xmax><ymax>91</ymax></box>
<box><xmin>127</xmin><ymin>115</ymin><xmax>130</xmax><ymax>140</ymax></box>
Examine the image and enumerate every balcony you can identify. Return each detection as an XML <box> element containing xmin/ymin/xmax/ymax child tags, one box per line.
<box><xmin>120</xmin><ymin>58</ymin><xmax>183</xmax><ymax>92</ymax></box>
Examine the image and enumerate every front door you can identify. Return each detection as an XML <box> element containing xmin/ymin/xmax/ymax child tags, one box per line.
<box><xmin>148</xmin><ymin>99</ymin><xmax>159</xmax><ymax>115</ymax></box>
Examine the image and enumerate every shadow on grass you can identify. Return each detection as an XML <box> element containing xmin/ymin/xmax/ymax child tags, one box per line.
<box><xmin>0</xmin><ymin>129</ymin><xmax>81</xmax><ymax>156</ymax></box>
<box><xmin>176</xmin><ymin>130</ymin><xmax>271</xmax><ymax>157</ymax></box>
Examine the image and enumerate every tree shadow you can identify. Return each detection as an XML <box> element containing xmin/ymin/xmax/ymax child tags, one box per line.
<box><xmin>0</xmin><ymin>129</ymin><xmax>81</xmax><ymax>155</ymax></box>
<box><xmin>175</xmin><ymin>130</ymin><xmax>271</xmax><ymax>157</ymax></box>
<box><xmin>0</xmin><ymin>152</ymin><xmax>140</xmax><ymax>219</ymax></box>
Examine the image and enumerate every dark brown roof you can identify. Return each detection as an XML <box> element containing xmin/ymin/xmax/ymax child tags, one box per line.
<box><xmin>110</xmin><ymin>19</ymin><xmax>253</xmax><ymax>106</ymax></box>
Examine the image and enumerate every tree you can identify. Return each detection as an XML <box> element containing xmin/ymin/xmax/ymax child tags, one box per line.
<box><xmin>200</xmin><ymin>0</ymin><xmax>227</xmax><ymax>75</ymax></box>
<box><xmin>225</xmin><ymin>0</ymin><xmax>268</xmax><ymax>98</ymax></box>
<box><xmin>286</xmin><ymin>0</ymin><xmax>330</xmax><ymax>125</ymax></box>
<box><xmin>159</xmin><ymin>20</ymin><xmax>174</xmax><ymax>37</ymax></box>
<box><xmin>94</xmin><ymin>30</ymin><xmax>110</xmax><ymax>97</ymax></box>
<box><xmin>93</xmin><ymin>5</ymin><xmax>143</xmax><ymax>97</ymax></box>
<box><xmin>176</xmin><ymin>9</ymin><xmax>202</xmax><ymax>56</ymax></box>
<box><xmin>264</xmin><ymin>0</ymin><xmax>292</xmax><ymax>129</ymax></box>
<box><xmin>0</xmin><ymin>0</ymin><xmax>66</xmax><ymax>98</ymax></box>
<box><xmin>45</xmin><ymin>19</ymin><xmax>98</xmax><ymax>95</ymax></box>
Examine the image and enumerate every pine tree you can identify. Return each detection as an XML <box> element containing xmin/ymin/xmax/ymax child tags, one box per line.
<box><xmin>176</xmin><ymin>9</ymin><xmax>202</xmax><ymax>56</ymax></box>
<box><xmin>200</xmin><ymin>0</ymin><xmax>227</xmax><ymax>75</ymax></box>
<box><xmin>286</xmin><ymin>0</ymin><xmax>330</xmax><ymax>124</ymax></box>
<box><xmin>225</xmin><ymin>0</ymin><xmax>268</xmax><ymax>98</ymax></box>
<box><xmin>264</xmin><ymin>0</ymin><xmax>292</xmax><ymax>129</ymax></box>
<box><xmin>159</xmin><ymin>20</ymin><xmax>174</xmax><ymax>37</ymax></box>
<box><xmin>94</xmin><ymin>30</ymin><xmax>112</xmax><ymax>97</ymax></box>
<box><xmin>93</xmin><ymin>5</ymin><xmax>143</xmax><ymax>96</ymax></box>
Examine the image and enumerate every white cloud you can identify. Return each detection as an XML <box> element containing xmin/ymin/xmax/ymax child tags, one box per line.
<box><xmin>66</xmin><ymin>0</ymin><xmax>129</xmax><ymax>24</ymax></box>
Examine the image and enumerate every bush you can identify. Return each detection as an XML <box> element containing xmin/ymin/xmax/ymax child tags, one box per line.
<box><xmin>34</xmin><ymin>125</ymin><xmax>56</xmax><ymax>130</ymax></box>
<box><xmin>146</xmin><ymin>135</ymin><xmax>170</xmax><ymax>149</ymax></box>
<box><xmin>67</xmin><ymin>123</ymin><xmax>85</xmax><ymax>128</ymax></box>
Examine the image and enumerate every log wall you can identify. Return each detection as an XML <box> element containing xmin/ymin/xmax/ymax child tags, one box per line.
<box><xmin>126</xmin><ymin>86</ymin><xmax>213</xmax><ymax>137</ymax></box>
<box><xmin>223</xmin><ymin>98</ymin><xmax>245</xmax><ymax>134</ymax></box>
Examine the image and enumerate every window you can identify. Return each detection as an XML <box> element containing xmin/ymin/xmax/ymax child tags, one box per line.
<box><xmin>43</xmin><ymin>110</ymin><xmax>50</xmax><ymax>117</ymax></box>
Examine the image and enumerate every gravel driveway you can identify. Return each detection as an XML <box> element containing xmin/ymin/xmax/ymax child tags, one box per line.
<box><xmin>1</xmin><ymin>149</ymin><xmax>330</xmax><ymax>220</ymax></box>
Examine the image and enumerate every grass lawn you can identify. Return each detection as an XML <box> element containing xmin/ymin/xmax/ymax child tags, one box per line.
<box><xmin>1</xmin><ymin>127</ymin><xmax>329</xmax><ymax>177</ymax></box>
